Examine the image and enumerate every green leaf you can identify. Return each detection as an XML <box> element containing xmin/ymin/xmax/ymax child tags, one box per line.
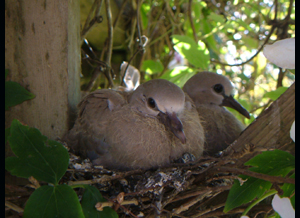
<box><xmin>141</xmin><ymin>4</ymin><xmax>150</xmax><ymax>30</ymax></box>
<box><xmin>5</xmin><ymin>80</ymin><xmax>35</xmax><ymax>110</ymax></box>
<box><xmin>224</xmin><ymin>174</ymin><xmax>272</xmax><ymax>212</ymax></box>
<box><xmin>81</xmin><ymin>185</ymin><xmax>118</xmax><ymax>218</ymax></box>
<box><xmin>172</xmin><ymin>35</ymin><xmax>209</xmax><ymax>69</ymax></box>
<box><xmin>263</xmin><ymin>87</ymin><xmax>288</xmax><ymax>101</ymax></box>
<box><xmin>245</xmin><ymin>150</ymin><xmax>295</xmax><ymax>174</ymax></box>
<box><xmin>141</xmin><ymin>60</ymin><xmax>164</xmax><ymax>75</ymax></box>
<box><xmin>23</xmin><ymin>185</ymin><xmax>84</xmax><ymax>218</ymax></box>
<box><xmin>208</xmin><ymin>13</ymin><xmax>226</xmax><ymax>24</ymax></box>
<box><xmin>5</xmin><ymin>119</ymin><xmax>69</xmax><ymax>185</ymax></box>
<box><xmin>159</xmin><ymin>66</ymin><xmax>196</xmax><ymax>88</ymax></box>
<box><xmin>281</xmin><ymin>173</ymin><xmax>295</xmax><ymax>209</ymax></box>
<box><xmin>224</xmin><ymin>150</ymin><xmax>295</xmax><ymax>212</ymax></box>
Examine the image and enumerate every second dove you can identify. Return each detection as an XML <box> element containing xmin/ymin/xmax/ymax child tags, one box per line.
<box><xmin>183</xmin><ymin>71</ymin><xmax>250</xmax><ymax>155</ymax></box>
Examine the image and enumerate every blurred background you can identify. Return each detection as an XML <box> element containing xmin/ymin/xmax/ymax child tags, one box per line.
<box><xmin>80</xmin><ymin>0</ymin><xmax>295</xmax><ymax>126</ymax></box>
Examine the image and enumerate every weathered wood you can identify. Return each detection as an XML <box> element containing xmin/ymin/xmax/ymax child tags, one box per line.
<box><xmin>5</xmin><ymin>1</ymin><xmax>81</xmax><ymax>157</ymax></box>
<box><xmin>223</xmin><ymin>82</ymin><xmax>295</xmax><ymax>166</ymax></box>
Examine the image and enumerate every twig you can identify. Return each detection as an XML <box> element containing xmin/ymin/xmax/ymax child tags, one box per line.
<box><xmin>5</xmin><ymin>201</ymin><xmax>24</xmax><ymax>214</ymax></box>
<box><xmin>112</xmin><ymin>0</ymin><xmax>129</xmax><ymax>28</ymax></box>
<box><xmin>188</xmin><ymin>0</ymin><xmax>198</xmax><ymax>42</ymax></box>
<box><xmin>81</xmin><ymin>0</ymin><xmax>104</xmax><ymax>40</ymax></box>
<box><xmin>173</xmin><ymin>191</ymin><xmax>211</xmax><ymax>214</ymax></box>
<box><xmin>191</xmin><ymin>203</ymin><xmax>225</xmax><ymax>218</ymax></box>
<box><xmin>214</xmin><ymin>167</ymin><xmax>295</xmax><ymax>184</ymax></box>
<box><xmin>104</xmin><ymin>0</ymin><xmax>114</xmax><ymax>88</ymax></box>
<box><xmin>95</xmin><ymin>198</ymin><xmax>150</xmax><ymax>210</ymax></box>
<box><xmin>121</xmin><ymin>0</ymin><xmax>148</xmax><ymax>85</ymax></box>
<box><xmin>170</xmin><ymin>186</ymin><xmax>232</xmax><ymax>204</ymax></box>
<box><xmin>68</xmin><ymin>168</ymin><xmax>144</xmax><ymax>186</ymax></box>
<box><xmin>211</xmin><ymin>25</ymin><xmax>275</xmax><ymax>67</ymax></box>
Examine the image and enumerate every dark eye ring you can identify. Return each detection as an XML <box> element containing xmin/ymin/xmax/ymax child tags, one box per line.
<box><xmin>213</xmin><ymin>84</ymin><xmax>224</xmax><ymax>94</ymax></box>
<box><xmin>147</xmin><ymin>97</ymin><xmax>156</xmax><ymax>109</ymax></box>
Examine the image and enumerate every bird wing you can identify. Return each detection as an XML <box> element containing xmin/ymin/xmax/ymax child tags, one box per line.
<box><xmin>64</xmin><ymin>89</ymin><xmax>127</xmax><ymax>160</ymax></box>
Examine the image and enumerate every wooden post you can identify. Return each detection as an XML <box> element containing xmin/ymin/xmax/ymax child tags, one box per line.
<box><xmin>5</xmin><ymin>0</ymin><xmax>81</xmax><ymax>157</ymax></box>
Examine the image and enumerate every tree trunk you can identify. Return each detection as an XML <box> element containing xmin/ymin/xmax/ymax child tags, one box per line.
<box><xmin>5</xmin><ymin>0</ymin><xmax>81</xmax><ymax>157</ymax></box>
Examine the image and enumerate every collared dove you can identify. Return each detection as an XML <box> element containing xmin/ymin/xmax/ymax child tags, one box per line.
<box><xmin>64</xmin><ymin>79</ymin><xmax>204</xmax><ymax>170</ymax></box>
<box><xmin>183</xmin><ymin>71</ymin><xmax>250</xmax><ymax>155</ymax></box>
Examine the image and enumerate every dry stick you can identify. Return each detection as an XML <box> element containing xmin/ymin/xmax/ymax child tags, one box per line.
<box><xmin>173</xmin><ymin>191</ymin><xmax>211</xmax><ymax>214</ymax></box>
<box><xmin>97</xmin><ymin>199</ymin><xmax>142</xmax><ymax>218</ymax></box>
<box><xmin>5</xmin><ymin>201</ymin><xmax>24</xmax><ymax>214</ymax></box>
<box><xmin>191</xmin><ymin>203</ymin><xmax>225</xmax><ymax>218</ymax></box>
<box><xmin>95</xmin><ymin>197</ymin><xmax>150</xmax><ymax>210</ymax></box>
<box><xmin>68</xmin><ymin>169</ymin><xmax>144</xmax><ymax>186</ymax></box>
<box><xmin>170</xmin><ymin>185</ymin><xmax>232</xmax><ymax>204</ymax></box>
<box><xmin>214</xmin><ymin>166</ymin><xmax>295</xmax><ymax>184</ymax></box>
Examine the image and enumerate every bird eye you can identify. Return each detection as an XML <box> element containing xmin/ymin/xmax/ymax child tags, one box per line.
<box><xmin>147</xmin><ymin>97</ymin><xmax>156</xmax><ymax>109</ymax></box>
<box><xmin>213</xmin><ymin>84</ymin><xmax>224</xmax><ymax>94</ymax></box>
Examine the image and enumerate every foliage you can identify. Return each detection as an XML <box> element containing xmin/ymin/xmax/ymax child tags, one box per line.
<box><xmin>5</xmin><ymin>69</ymin><xmax>35</xmax><ymax>111</ymax></box>
<box><xmin>82</xmin><ymin>0</ymin><xmax>295</xmax><ymax>125</ymax></box>
<box><xmin>5</xmin><ymin>120</ymin><xmax>118</xmax><ymax>218</ymax></box>
<box><xmin>224</xmin><ymin>150</ymin><xmax>295</xmax><ymax>216</ymax></box>
<box><xmin>5</xmin><ymin>69</ymin><xmax>117</xmax><ymax>217</ymax></box>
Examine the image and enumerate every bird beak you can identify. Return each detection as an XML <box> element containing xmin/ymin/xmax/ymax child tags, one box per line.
<box><xmin>158</xmin><ymin>111</ymin><xmax>186</xmax><ymax>144</ymax></box>
<box><xmin>221</xmin><ymin>95</ymin><xmax>250</xmax><ymax>119</ymax></box>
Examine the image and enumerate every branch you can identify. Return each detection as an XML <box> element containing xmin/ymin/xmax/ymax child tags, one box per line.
<box><xmin>211</xmin><ymin>26</ymin><xmax>275</xmax><ymax>67</ymax></box>
<box><xmin>81</xmin><ymin>0</ymin><xmax>104</xmax><ymax>40</ymax></box>
<box><xmin>214</xmin><ymin>167</ymin><xmax>295</xmax><ymax>184</ymax></box>
<box><xmin>5</xmin><ymin>201</ymin><xmax>24</xmax><ymax>214</ymax></box>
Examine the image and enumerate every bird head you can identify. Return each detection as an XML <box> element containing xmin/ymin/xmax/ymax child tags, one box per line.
<box><xmin>183</xmin><ymin>71</ymin><xmax>250</xmax><ymax>118</ymax></box>
<box><xmin>129</xmin><ymin>79</ymin><xmax>186</xmax><ymax>143</ymax></box>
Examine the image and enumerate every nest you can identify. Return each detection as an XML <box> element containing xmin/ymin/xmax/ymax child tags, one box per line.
<box><xmin>61</xmin><ymin>145</ymin><xmax>269</xmax><ymax>218</ymax></box>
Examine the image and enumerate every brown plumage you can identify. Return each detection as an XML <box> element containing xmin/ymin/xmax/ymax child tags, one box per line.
<box><xmin>64</xmin><ymin>79</ymin><xmax>204</xmax><ymax>170</ymax></box>
<box><xmin>183</xmin><ymin>72</ymin><xmax>250</xmax><ymax>155</ymax></box>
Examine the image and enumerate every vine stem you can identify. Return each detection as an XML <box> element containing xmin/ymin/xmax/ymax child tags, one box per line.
<box><xmin>242</xmin><ymin>189</ymin><xmax>277</xmax><ymax>216</ymax></box>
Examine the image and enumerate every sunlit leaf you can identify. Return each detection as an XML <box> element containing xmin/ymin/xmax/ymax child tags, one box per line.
<box><xmin>141</xmin><ymin>60</ymin><xmax>164</xmax><ymax>75</ymax></box>
<box><xmin>159</xmin><ymin>66</ymin><xmax>196</xmax><ymax>88</ymax></box>
<box><xmin>263</xmin><ymin>87</ymin><xmax>288</xmax><ymax>101</ymax></box>
<box><xmin>208</xmin><ymin>13</ymin><xmax>226</xmax><ymax>24</ymax></box>
<box><xmin>172</xmin><ymin>35</ymin><xmax>209</xmax><ymax>69</ymax></box>
<box><xmin>141</xmin><ymin>4</ymin><xmax>150</xmax><ymax>30</ymax></box>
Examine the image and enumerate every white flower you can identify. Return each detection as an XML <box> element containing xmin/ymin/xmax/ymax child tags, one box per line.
<box><xmin>272</xmin><ymin>194</ymin><xmax>295</xmax><ymax>218</ymax></box>
<box><xmin>263</xmin><ymin>38</ymin><xmax>295</xmax><ymax>69</ymax></box>
<box><xmin>290</xmin><ymin>121</ymin><xmax>295</xmax><ymax>142</ymax></box>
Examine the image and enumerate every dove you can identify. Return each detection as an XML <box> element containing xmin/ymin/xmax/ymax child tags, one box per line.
<box><xmin>183</xmin><ymin>71</ymin><xmax>250</xmax><ymax>155</ymax></box>
<box><xmin>64</xmin><ymin>79</ymin><xmax>204</xmax><ymax>170</ymax></box>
